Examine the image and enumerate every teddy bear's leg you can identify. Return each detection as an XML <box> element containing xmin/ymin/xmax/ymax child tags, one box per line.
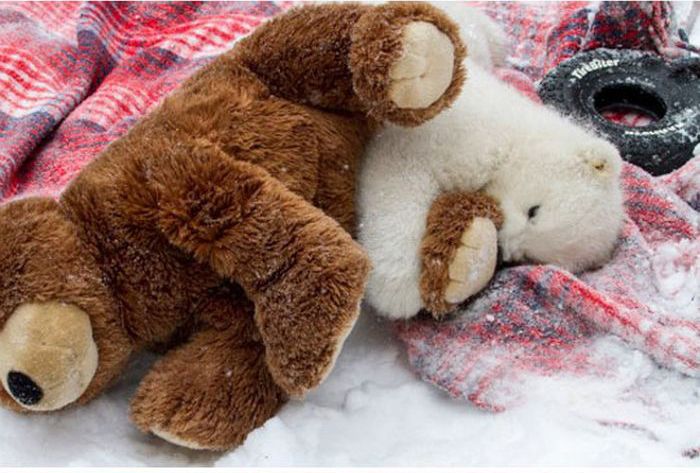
<box><xmin>420</xmin><ymin>192</ymin><xmax>504</xmax><ymax>318</ymax></box>
<box><xmin>150</xmin><ymin>139</ymin><xmax>369</xmax><ymax>399</ymax></box>
<box><xmin>130</xmin><ymin>306</ymin><xmax>286</xmax><ymax>451</ymax></box>
<box><xmin>233</xmin><ymin>2</ymin><xmax>466</xmax><ymax>126</ymax></box>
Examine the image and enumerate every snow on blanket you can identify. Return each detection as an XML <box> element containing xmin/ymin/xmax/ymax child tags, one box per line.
<box><xmin>0</xmin><ymin>0</ymin><xmax>699</xmax><ymax>467</ymax></box>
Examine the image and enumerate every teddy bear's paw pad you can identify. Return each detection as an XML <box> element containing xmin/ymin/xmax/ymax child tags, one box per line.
<box><xmin>151</xmin><ymin>427</ymin><xmax>208</xmax><ymax>450</ymax></box>
<box><xmin>444</xmin><ymin>217</ymin><xmax>498</xmax><ymax>304</ymax></box>
<box><xmin>389</xmin><ymin>21</ymin><xmax>455</xmax><ymax>109</ymax></box>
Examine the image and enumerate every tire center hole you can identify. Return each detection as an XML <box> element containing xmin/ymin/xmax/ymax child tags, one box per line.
<box><xmin>593</xmin><ymin>83</ymin><xmax>667</xmax><ymax>127</ymax></box>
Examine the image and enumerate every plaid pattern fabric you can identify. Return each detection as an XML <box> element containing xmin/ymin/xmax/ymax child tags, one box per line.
<box><xmin>472</xmin><ymin>0</ymin><xmax>693</xmax><ymax>80</ymax></box>
<box><xmin>396</xmin><ymin>160</ymin><xmax>700</xmax><ymax>411</ymax></box>
<box><xmin>0</xmin><ymin>1</ymin><xmax>288</xmax><ymax>201</ymax></box>
<box><xmin>396</xmin><ymin>1</ymin><xmax>700</xmax><ymax>414</ymax></box>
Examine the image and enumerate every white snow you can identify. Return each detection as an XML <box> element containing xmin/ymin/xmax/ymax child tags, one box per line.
<box><xmin>216</xmin><ymin>318</ymin><xmax>700</xmax><ymax>467</ymax></box>
<box><xmin>2</xmin><ymin>296</ymin><xmax>700</xmax><ymax>466</ymax></box>
<box><xmin>674</xmin><ymin>1</ymin><xmax>700</xmax><ymax>45</ymax></box>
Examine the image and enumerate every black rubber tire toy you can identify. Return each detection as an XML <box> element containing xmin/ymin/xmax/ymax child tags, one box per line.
<box><xmin>538</xmin><ymin>49</ymin><xmax>700</xmax><ymax>176</ymax></box>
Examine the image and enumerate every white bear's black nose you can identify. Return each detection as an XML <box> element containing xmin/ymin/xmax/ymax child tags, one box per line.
<box><xmin>7</xmin><ymin>371</ymin><xmax>43</xmax><ymax>405</ymax></box>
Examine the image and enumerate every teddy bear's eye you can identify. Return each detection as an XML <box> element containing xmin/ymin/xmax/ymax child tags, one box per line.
<box><xmin>527</xmin><ymin>205</ymin><xmax>540</xmax><ymax>220</ymax></box>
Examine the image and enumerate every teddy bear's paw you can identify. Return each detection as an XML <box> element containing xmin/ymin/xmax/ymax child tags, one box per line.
<box><xmin>149</xmin><ymin>428</ymin><xmax>208</xmax><ymax>450</ymax></box>
<box><xmin>130</xmin><ymin>327</ymin><xmax>286</xmax><ymax>451</ymax></box>
<box><xmin>444</xmin><ymin>217</ymin><xmax>499</xmax><ymax>304</ymax></box>
<box><xmin>350</xmin><ymin>3</ymin><xmax>464</xmax><ymax>125</ymax></box>
<box><xmin>388</xmin><ymin>21</ymin><xmax>456</xmax><ymax>110</ymax></box>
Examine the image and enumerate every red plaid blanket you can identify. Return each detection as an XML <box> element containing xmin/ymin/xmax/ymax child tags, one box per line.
<box><xmin>396</xmin><ymin>160</ymin><xmax>700</xmax><ymax>409</ymax></box>
<box><xmin>0</xmin><ymin>1</ymin><xmax>289</xmax><ymax>201</ymax></box>
<box><xmin>396</xmin><ymin>0</ymin><xmax>700</xmax><ymax>424</ymax></box>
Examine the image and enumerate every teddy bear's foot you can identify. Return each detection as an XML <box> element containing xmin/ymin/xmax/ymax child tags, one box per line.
<box><xmin>130</xmin><ymin>326</ymin><xmax>286</xmax><ymax>451</ymax></box>
<box><xmin>253</xmin><ymin>236</ymin><xmax>368</xmax><ymax>399</ymax></box>
<box><xmin>350</xmin><ymin>2</ymin><xmax>465</xmax><ymax>126</ymax></box>
<box><xmin>444</xmin><ymin>218</ymin><xmax>499</xmax><ymax>304</ymax></box>
<box><xmin>232</xmin><ymin>2</ymin><xmax>463</xmax><ymax>126</ymax></box>
<box><xmin>388</xmin><ymin>21</ymin><xmax>456</xmax><ymax>110</ymax></box>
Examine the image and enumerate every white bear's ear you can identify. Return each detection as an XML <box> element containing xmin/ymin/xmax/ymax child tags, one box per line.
<box><xmin>578</xmin><ymin>146</ymin><xmax>621</xmax><ymax>182</ymax></box>
<box><xmin>586</xmin><ymin>156</ymin><xmax>612</xmax><ymax>175</ymax></box>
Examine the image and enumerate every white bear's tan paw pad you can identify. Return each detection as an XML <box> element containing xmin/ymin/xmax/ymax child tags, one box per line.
<box><xmin>444</xmin><ymin>218</ymin><xmax>498</xmax><ymax>304</ymax></box>
<box><xmin>389</xmin><ymin>21</ymin><xmax>455</xmax><ymax>109</ymax></box>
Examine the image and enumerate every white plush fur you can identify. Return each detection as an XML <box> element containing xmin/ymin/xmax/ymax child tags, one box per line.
<box><xmin>434</xmin><ymin>2</ymin><xmax>509</xmax><ymax>69</ymax></box>
<box><xmin>358</xmin><ymin>8</ymin><xmax>625</xmax><ymax>320</ymax></box>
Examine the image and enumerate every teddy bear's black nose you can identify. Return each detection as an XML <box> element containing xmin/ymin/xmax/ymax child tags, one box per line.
<box><xmin>7</xmin><ymin>371</ymin><xmax>43</xmax><ymax>406</ymax></box>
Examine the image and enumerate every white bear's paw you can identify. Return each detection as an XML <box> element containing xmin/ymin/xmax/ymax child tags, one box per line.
<box><xmin>444</xmin><ymin>217</ymin><xmax>498</xmax><ymax>304</ymax></box>
<box><xmin>389</xmin><ymin>21</ymin><xmax>455</xmax><ymax>109</ymax></box>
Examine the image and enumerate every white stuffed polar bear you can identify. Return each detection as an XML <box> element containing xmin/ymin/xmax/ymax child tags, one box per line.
<box><xmin>358</xmin><ymin>6</ymin><xmax>625</xmax><ymax>320</ymax></box>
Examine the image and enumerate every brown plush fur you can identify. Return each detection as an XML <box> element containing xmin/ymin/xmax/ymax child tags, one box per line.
<box><xmin>0</xmin><ymin>2</ymin><xmax>465</xmax><ymax>450</ymax></box>
<box><xmin>420</xmin><ymin>192</ymin><xmax>503</xmax><ymax>318</ymax></box>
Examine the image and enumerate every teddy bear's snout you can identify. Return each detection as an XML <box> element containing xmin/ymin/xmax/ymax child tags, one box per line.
<box><xmin>0</xmin><ymin>302</ymin><xmax>99</xmax><ymax>411</ymax></box>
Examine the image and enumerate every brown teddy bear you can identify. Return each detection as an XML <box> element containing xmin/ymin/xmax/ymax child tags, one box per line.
<box><xmin>0</xmin><ymin>2</ymin><xmax>465</xmax><ymax>450</ymax></box>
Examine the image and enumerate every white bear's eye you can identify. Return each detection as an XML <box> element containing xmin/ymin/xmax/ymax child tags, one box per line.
<box><xmin>527</xmin><ymin>205</ymin><xmax>540</xmax><ymax>220</ymax></box>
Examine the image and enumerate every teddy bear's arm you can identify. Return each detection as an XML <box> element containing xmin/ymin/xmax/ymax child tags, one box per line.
<box><xmin>149</xmin><ymin>138</ymin><xmax>369</xmax><ymax>398</ymax></box>
<box><xmin>420</xmin><ymin>191</ymin><xmax>503</xmax><ymax>318</ymax></box>
<box><xmin>232</xmin><ymin>2</ymin><xmax>466</xmax><ymax>126</ymax></box>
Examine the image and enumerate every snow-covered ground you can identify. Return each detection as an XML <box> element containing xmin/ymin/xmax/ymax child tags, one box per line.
<box><xmin>1</xmin><ymin>298</ymin><xmax>699</xmax><ymax>467</ymax></box>
<box><xmin>0</xmin><ymin>2</ymin><xmax>699</xmax><ymax>468</ymax></box>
